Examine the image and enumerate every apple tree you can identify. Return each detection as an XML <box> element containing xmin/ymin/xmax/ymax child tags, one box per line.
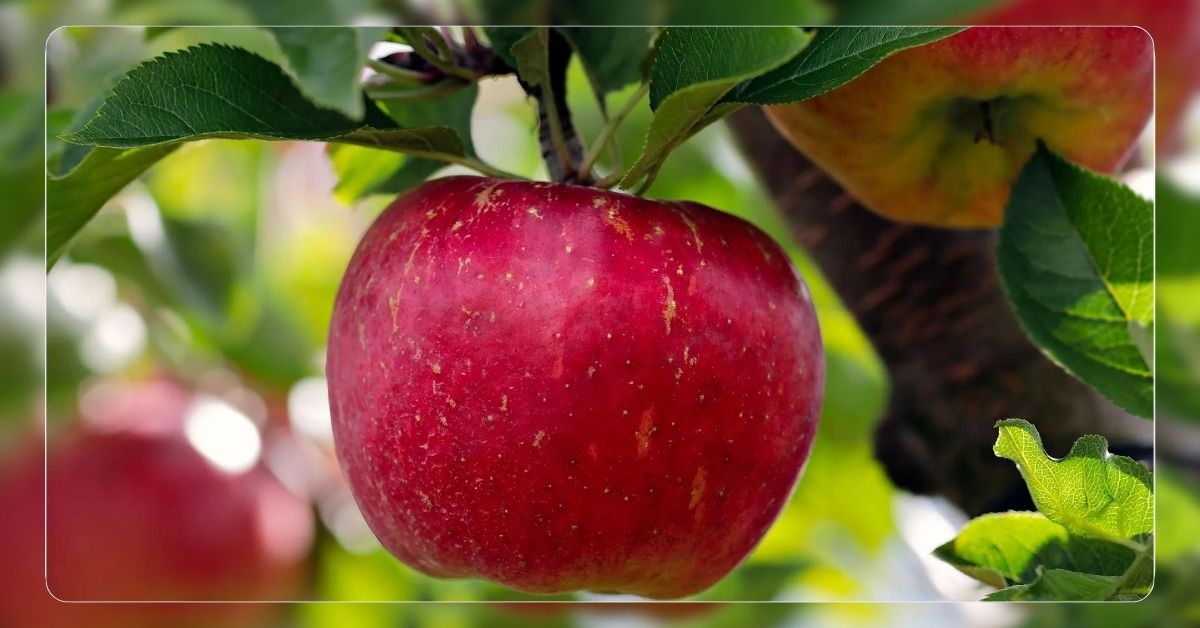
<box><xmin>45</xmin><ymin>24</ymin><xmax>1154</xmax><ymax>603</ymax></box>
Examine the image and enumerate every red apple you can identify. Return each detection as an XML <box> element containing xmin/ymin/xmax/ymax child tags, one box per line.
<box><xmin>967</xmin><ymin>0</ymin><xmax>1200</xmax><ymax>153</ymax></box>
<box><xmin>327</xmin><ymin>176</ymin><xmax>823</xmax><ymax>599</ymax></box>
<box><xmin>765</xmin><ymin>26</ymin><xmax>1153</xmax><ymax>227</ymax></box>
<box><xmin>0</xmin><ymin>381</ymin><xmax>313</xmax><ymax>628</ymax></box>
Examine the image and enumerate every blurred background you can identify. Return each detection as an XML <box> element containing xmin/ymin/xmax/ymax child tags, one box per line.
<box><xmin>2</xmin><ymin>1</ymin><xmax>1199</xmax><ymax>627</ymax></box>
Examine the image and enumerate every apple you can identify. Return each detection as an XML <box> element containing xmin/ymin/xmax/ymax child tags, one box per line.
<box><xmin>765</xmin><ymin>27</ymin><xmax>1153</xmax><ymax>228</ymax></box>
<box><xmin>327</xmin><ymin>176</ymin><xmax>823</xmax><ymax>599</ymax></box>
<box><xmin>0</xmin><ymin>381</ymin><xmax>313</xmax><ymax>628</ymax></box>
<box><xmin>967</xmin><ymin>0</ymin><xmax>1200</xmax><ymax>153</ymax></box>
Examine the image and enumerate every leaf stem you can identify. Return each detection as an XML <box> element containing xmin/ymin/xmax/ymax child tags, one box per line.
<box><xmin>442</xmin><ymin>155</ymin><xmax>523</xmax><ymax>180</ymax></box>
<box><xmin>366</xmin><ymin>58</ymin><xmax>428</xmax><ymax>86</ymax></box>
<box><xmin>578</xmin><ymin>82</ymin><xmax>648</xmax><ymax>182</ymax></box>
<box><xmin>633</xmin><ymin>157</ymin><xmax>665</xmax><ymax>195</ymax></box>
<box><xmin>592</xmin><ymin>172</ymin><xmax>623</xmax><ymax>189</ymax></box>
<box><xmin>364</xmin><ymin>80</ymin><xmax>468</xmax><ymax>101</ymax></box>
<box><xmin>396</xmin><ymin>27</ymin><xmax>476</xmax><ymax>82</ymax></box>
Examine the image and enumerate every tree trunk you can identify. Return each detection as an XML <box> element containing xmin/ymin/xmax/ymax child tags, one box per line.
<box><xmin>727</xmin><ymin>107</ymin><xmax>1143</xmax><ymax>516</ymax></box>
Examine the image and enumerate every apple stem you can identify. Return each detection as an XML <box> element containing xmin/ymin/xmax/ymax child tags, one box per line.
<box><xmin>975</xmin><ymin>100</ymin><xmax>997</xmax><ymax>145</ymax></box>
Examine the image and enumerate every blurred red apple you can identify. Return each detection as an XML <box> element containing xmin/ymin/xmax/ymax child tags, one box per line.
<box><xmin>766</xmin><ymin>27</ymin><xmax>1153</xmax><ymax>227</ymax></box>
<box><xmin>0</xmin><ymin>380</ymin><xmax>314</xmax><ymax>628</ymax></box>
<box><xmin>968</xmin><ymin>0</ymin><xmax>1200</xmax><ymax>153</ymax></box>
<box><xmin>327</xmin><ymin>177</ymin><xmax>823</xmax><ymax>598</ymax></box>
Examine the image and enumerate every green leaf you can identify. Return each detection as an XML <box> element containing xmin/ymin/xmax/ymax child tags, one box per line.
<box><xmin>329</xmin><ymin>146</ymin><xmax>410</xmax><ymax>204</ymax></box>
<box><xmin>933</xmin><ymin>511</ymin><xmax>1136</xmax><ymax>589</ymax></box>
<box><xmin>376</xmin><ymin>82</ymin><xmax>478</xmax><ymax>157</ymax></box>
<box><xmin>64</xmin><ymin>44</ymin><xmax>465</xmax><ymax>158</ymax></box>
<box><xmin>510</xmin><ymin>28</ymin><xmax>553</xmax><ymax>90</ymax></box>
<box><xmin>328</xmin><ymin>82</ymin><xmax>480</xmax><ymax>203</ymax></box>
<box><xmin>269</xmin><ymin>26</ymin><xmax>387</xmax><ymax>119</ymax></box>
<box><xmin>483</xmin><ymin>27</ymin><xmax>534</xmax><ymax>72</ymax></box>
<box><xmin>621</xmin><ymin>27</ymin><xmax>812</xmax><ymax>189</ymax></box>
<box><xmin>54</xmin><ymin>44</ymin><xmax>475</xmax><ymax>262</ymax></box>
<box><xmin>985</xmin><ymin>569</ymin><xmax>1124</xmax><ymax>601</ymax></box>
<box><xmin>648</xmin><ymin>27</ymin><xmax>811</xmax><ymax>110</ymax></box>
<box><xmin>724</xmin><ymin>26</ymin><xmax>962</xmax><ymax>105</ymax></box>
<box><xmin>996</xmin><ymin>145</ymin><xmax>1154</xmax><ymax>418</ymax></box>
<box><xmin>993</xmin><ymin>419</ymin><xmax>1152</xmax><ymax>546</ymax></box>
<box><xmin>47</xmin><ymin>145</ymin><xmax>179</xmax><ymax>267</ymax></box>
<box><xmin>559</xmin><ymin>27</ymin><xmax>653</xmax><ymax>93</ymax></box>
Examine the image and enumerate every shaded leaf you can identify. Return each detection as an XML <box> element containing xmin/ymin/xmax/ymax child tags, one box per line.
<box><xmin>510</xmin><ymin>28</ymin><xmax>553</xmax><ymax>90</ymax></box>
<box><xmin>985</xmin><ymin>569</ymin><xmax>1124</xmax><ymax>601</ymax></box>
<box><xmin>376</xmin><ymin>82</ymin><xmax>478</xmax><ymax>156</ymax></box>
<box><xmin>996</xmin><ymin>145</ymin><xmax>1153</xmax><ymax>417</ymax></box>
<box><xmin>993</xmin><ymin>419</ymin><xmax>1152</xmax><ymax>545</ymax></box>
<box><xmin>270</xmin><ymin>26</ymin><xmax>387</xmax><ymax>119</ymax></box>
<box><xmin>559</xmin><ymin>27</ymin><xmax>653</xmax><ymax>93</ymax></box>
<box><xmin>329</xmin><ymin>82</ymin><xmax>480</xmax><ymax>203</ymax></box>
<box><xmin>725</xmin><ymin>26</ymin><xmax>962</xmax><ymax>105</ymax></box>
<box><xmin>483</xmin><ymin>27</ymin><xmax>534</xmax><ymax>71</ymax></box>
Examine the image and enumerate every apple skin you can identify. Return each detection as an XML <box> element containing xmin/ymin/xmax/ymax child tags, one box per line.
<box><xmin>0</xmin><ymin>381</ymin><xmax>313</xmax><ymax>628</ymax></box>
<box><xmin>327</xmin><ymin>176</ymin><xmax>823</xmax><ymax>599</ymax></box>
<box><xmin>765</xmin><ymin>27</ymin><xmax>1153</xmax><ymax>228</ymax></box>
<box><xmin>968</xmin><ymin>0</ymin><xmax>1200</xmax><ymax>153</ymax></box>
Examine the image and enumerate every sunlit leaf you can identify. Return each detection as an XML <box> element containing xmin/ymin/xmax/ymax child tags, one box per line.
<box><xmin>993</xmin><ymin>419</ymin><xmax>1152</xmax><ymax>545</ymax></box>
<box><xmin>934</xmin><ymin>511</ymin><xmax>1135</xmax><ymax>588</ymax></box>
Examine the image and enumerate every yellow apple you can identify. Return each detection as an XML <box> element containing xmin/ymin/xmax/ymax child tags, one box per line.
<box><xmin>765</xmin><ymin>27</ymin><xmax>1153</xmax><ymax>228</ymax></box>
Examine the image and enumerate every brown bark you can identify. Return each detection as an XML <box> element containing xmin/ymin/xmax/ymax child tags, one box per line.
<box><xmin>727</xmin><ymin>108</ymin><xmax>1139</xmax><ymax>515</ymax></box>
